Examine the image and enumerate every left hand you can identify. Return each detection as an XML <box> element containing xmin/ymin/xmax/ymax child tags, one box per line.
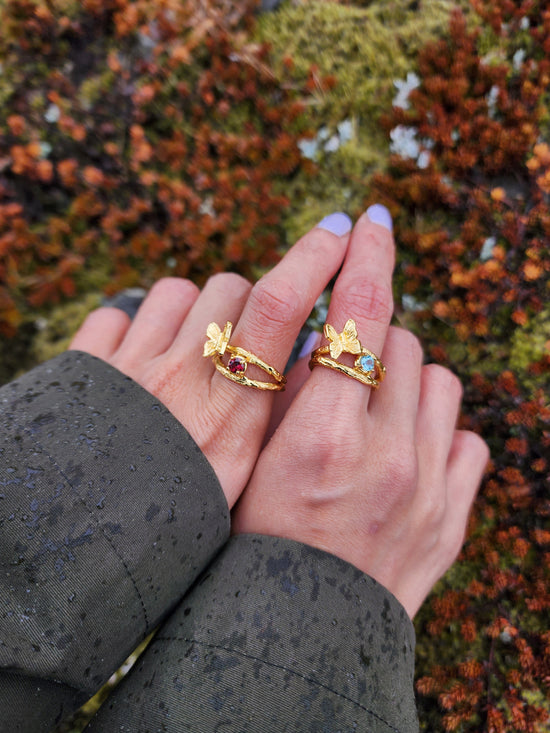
<box><xmin>69</xmin><ymin>214</ymin><xmax>352</xmax><ymax>508</ymax></box>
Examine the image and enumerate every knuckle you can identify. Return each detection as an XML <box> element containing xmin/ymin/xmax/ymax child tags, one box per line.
<box><xmin>316</xmin><ymin>426</ymin><xmax>362</xmax><ymax>469</ymax></box>
<box><xmin>421</xmin><ymin>488</ymin><xmax>447</xmax><ymax>528</ymax></box>
<box><xmin>385</xmin><ymin>446</ymin><xmax>418</xmax><ymax>496</ymax></box>
<box><xmin>79</xmin><ymin>307</ymin><xmax>104</xmax><ymax>326</ymax></box>
<box><xmin>247</xmin><ymin>277</ymin><xmax>301</xmax><ymax>332</ymax></box>
<box><xmin>342</xmin><ymin>278</ymin><xmax>394</xmax><ymax>324</ymax></box>
<box><xmin>149</xmin><ymin>276</ymin><xmax>179</xmax><ymax>292</ymax></box>
<box><xmin>290</xmin><ymin>403</ymin><xmax>364</xmax><ymax>479</ymax></box>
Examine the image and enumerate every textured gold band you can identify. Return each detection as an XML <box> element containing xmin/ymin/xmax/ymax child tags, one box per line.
<box><xmin>308</xmin><ymin>319</ymin><xmax>385</xmax><ymax>389</ymax></box>
<box><xmin>204</xmin><ymin>322</ymin><xmax>286</xmax><ymax>391</ymax></box>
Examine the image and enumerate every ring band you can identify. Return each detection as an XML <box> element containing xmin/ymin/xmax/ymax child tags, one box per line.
<box><xmin>203</xmin><ymin>322</ymin><xmax>286</xmax><ymax>391</ymax></box>
<box><xmin>309</xmin><ymin>319</ymin><xmax>386</xmax><ymax>388</ymax></box>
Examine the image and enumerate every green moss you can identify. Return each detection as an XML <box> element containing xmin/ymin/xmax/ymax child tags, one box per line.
<box><xmin>258</xmin><ymin>0</ymin><xmax>468</xmax><ymax>119</ymax></box>
<box><xmin>442</xmin><ymin>306</ymin><xmax>550</xmax><ymax>394</ymax></box>
<box><xmin>259</xmin><ymin>0</ymin><xmax>471</xmax><ymax>234</ymax></box>
<box><xmin>522</xmin><ymin>689</ymin><xmax>550</xmax><ymax>727</ymax></box>
<box><xmin>281</xmin><ymin>121</ymin><xmax>387</xmax><ymax>242</ymax></box>
<box><xmin>29</xmin><ymin>292</ymin><xmax>102</xmax><ymax>367</ymax></box>
<box><xmin>74</xmin><ymin>240</ymin><xmax>115</xmax><ymax>293</ymax></box>
<box><xmin>79</xmin><ymin>69</ymin><xmax>116</xmax><ymax>109</ymax></box>
<box><xmin>509</xmin><ymin>307</ymin><xmax>550</xmax><ymax>374</ymax></box>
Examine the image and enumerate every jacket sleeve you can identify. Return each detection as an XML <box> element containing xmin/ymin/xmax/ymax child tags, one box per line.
<box><xmin>0</xmin><ymin>351</ymin><xmax>230</xmax><ymax>732</ymax></box>
<box><xmin>86</xmin><ymin>534</ymin><xmax>419</xmax><ymax>733</ymax></box>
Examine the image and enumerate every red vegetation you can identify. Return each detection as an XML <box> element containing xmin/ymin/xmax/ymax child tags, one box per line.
<box><xmin>0</xmin><ymin>0</ymin><xmax>548</xmax><ymax>728</ymax></box>
<box><xmin>372</xmin><ymin>2</ymin><xmax>550</xmax><ymax>729</ymax></box>
<box><xmin>0</xmin><ymin>0</ymin><xmax>314</xmax><ymax>340</ymax></box>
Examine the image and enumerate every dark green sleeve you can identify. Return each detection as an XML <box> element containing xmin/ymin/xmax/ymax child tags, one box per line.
<box><xmin>0</xmin><ymin>351</ymin><xmax>229</xmax><ymax>732</ymax></box>
<box><xmin>86</xmin><ymin>534</ymin><xmax>419</xmax><ymax>733</ymax></box>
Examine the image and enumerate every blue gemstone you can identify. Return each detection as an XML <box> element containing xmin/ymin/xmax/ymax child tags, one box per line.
<box><xmin>359</xmin><ymin>354</ymin><xmax>375</xmax><ymax>373</ymax></box>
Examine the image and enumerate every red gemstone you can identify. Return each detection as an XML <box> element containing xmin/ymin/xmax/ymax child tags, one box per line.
<box><xmin>228</xmin><ymin>356</ymin><xmax>246</xmax><ymax>374</ymax></box>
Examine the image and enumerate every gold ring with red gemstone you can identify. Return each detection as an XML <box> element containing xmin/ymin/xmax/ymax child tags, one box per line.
<box><xmin>203</xmin><ymin>322</ymin><xmax>286</xmax><ymax>391</ymax></box>
<box><xmin>308</xmin><ymin>319</ymin><xmax>385</xmax><ymax>388</ymax></box>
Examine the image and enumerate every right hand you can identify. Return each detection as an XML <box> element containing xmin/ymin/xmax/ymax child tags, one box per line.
<box><xmin>233</xmin><ymin>208</ymin><xmax>489</xmax><ymax>618</ymax></box>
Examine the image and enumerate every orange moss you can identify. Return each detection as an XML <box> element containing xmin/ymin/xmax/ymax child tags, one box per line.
<box><xmin>371</xmin><ymin>1</ymin><xmax>550</xmax><ymax>728</ymax></box>
<box><xmin>0</xmin><ymin>0</ymin><xmax>315</xmax><ymax>341</ymax></box>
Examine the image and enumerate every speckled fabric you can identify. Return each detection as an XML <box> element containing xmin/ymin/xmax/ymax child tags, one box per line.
<box><xmin>1</xmin><ymin>353</ymin><xmax>419</xmax><ymax>733</ymax></box>
<box><xmin>87</xmin><ymin>535</ymin><xmax>419</xmax><ymax>732</ymax></box>
<box><xmin>0</xmin><ymin>352</ymin><xmax>229</xmax><ymax>731</ymax></box>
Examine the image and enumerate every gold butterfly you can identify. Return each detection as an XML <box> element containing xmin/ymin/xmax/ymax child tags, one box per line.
<box><xmin>324</xmin><ymin>319</ymin><xmax>361</xmax><ymax>359</ymax></box>
<box><xmin>203</xmin><ymin>321</ymin><xmax>233</xmax><ymax>357</ymax></box>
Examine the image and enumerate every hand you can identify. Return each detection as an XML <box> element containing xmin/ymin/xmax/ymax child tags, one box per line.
<box><xmin>69</xmin><ymin>213</ymin><xmax>352</xmax><ymax>509</ymax></box>
<box><xmin>232</xmin><ymin>207</ymin><xmax>489</xmax><ymax>618</ymax></box>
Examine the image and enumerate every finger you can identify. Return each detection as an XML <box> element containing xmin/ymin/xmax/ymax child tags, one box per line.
<box><xmin>446</xmin><ymin>430</ymin><xmax>489</xmax><ymax>516</ymax></box>
<box><xmin>168</xmin><ymin>271</ymin><xmax>252</xmax><ymax>368</ymax></box>
<box><xmin>264</xmin><ymin>332</ymin><xmax>322</xmax><ymax>442</ymax></box>
<box><xmin>369</xmin><ymin>327</ymin><xmax>423</xmax><ymax>433</ymax></box>
<box><xmin>425</xmin><ymin>429</ymin><xmax>490</xmax><ymax>572</ymax></box>
<box><xmin>69</xmin><ymin>307</ymin><xmax>131</xmax><ymax>359</ymax></box>
<box><xmin>114</xmin><ymin>278</ymin><xmax>200</xmax><ymax>363</ymax></box>
<box><xmin>311</xmin><ymin>205</ymin><xmax>395</xmax><ymax>407</ymax></box>
<box><xmin>415</xmin><ymin>364</ymin><xmax>464</xmax><ymax>470</ymax></box>
<box><xmin>225</xmin><ymin>213</ymin><xmax>353</xmax><ymax>378</ymax></box>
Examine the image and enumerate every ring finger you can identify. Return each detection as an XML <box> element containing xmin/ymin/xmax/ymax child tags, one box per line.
<box><xmin>173</xmin><ymin>212</ymin><xmax>353</xmax><ymax>399</ymax></box>
<box><xmin>309</xmin><ymin>205</ymin><xmax>395</xmax><ymax>409</ymax></box>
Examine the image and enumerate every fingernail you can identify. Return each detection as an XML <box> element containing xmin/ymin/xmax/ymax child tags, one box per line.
<box><xmin>366</xmin><ymin>204</ymin><xmax>393</xmax><ymax>232</ymax></box>
<box><xmin>317</xmin><ymin>212</ymin><xmax>352</xmax><ymax>236</ymax></box>
<box><xmin>298</xmin><ymin>330</ymin><xmax>320</xmax><ymax>359</ymax></box>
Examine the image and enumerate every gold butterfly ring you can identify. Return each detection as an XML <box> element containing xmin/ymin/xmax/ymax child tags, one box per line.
<box><xmin>308</xmin><ymin>319</ymin><xmax>386</xmax><ymax>388</ymax></box>
<box><xmin>203</xmin><ymin>321</ymin><xmax>286</xmax><ymax>391</ymax></box>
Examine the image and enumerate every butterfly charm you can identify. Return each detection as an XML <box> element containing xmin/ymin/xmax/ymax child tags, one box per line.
<box><xmin>324</xmin><ymin>319</ymin><xmax>361</xmax><ymax>359</ymax></box>
<box><xmin>203</xmin><ymin>321</ymin><xmax>233</xmax><ymax>357</ymax></box>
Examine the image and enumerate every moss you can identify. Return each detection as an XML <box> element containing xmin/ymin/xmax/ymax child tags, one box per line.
<box><xmin>29</xmin><ymin>292</ymin><xmax>102</xmax><ymax>368</ymax></box>
<box><xmin>281</xmin><ymin>121</ymin><xmax>387</xmax><ymax>241</ymax></box>
<box><xmin>258</xmin><ymin>0</ymin><xmax>471</xmax><ymax>234</ymax></box>
<box><xmin>79</xmin><ymin>69</ymin><xmax>116</xmax><ymax>109</ymax></box>
<box><xmin>434</xmin><ymin>307</ymin><xmax>550</xmax><ymax>394</ymax></box>
<box><xmin>258</xmin><ymin>1</ymin><xmax>469</xmax><ymax>120</ymax></box>
<box><xmin>509</xmin><ymin>307</ymin><xmax>550</xmax><ymax>372</ymax></box>
<box><xmin>521</xmin><ymin>688</ymin><xmax>550</xmax><ymax>726</ymax></box>
<box><xmin>508</xmin><ymin>307</ymin><xmax>550</xmax><ymax>392</ymax></box>
<box><xmin>73</xmin><ymin>239</ymin><xmax>115</xmax><ymax>292</ymax></box>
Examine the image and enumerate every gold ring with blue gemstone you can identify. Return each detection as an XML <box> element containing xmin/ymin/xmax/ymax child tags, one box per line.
<box><xmin>203</xmin><ymin>321</ymin><xmax>286</xmax><ymax>391</ymax></box>
<box><xmin>308</xmin><ymin>319</ymin><xmax>386</xmax><ymax>388</ymax></box>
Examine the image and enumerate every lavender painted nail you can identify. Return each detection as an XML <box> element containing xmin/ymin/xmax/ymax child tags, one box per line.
<box><xmin>298</xmin><ymin>331</ymin><xmax>320</xmax><ymax>359</ymax></box>
<box><xmin>316</xmin><ymin>212</ymin><xmax>352</xmax><ymax>236</ymax></box>
<box><xmin>366</xmin><ymin>204</ymin><xmax>393</xmax><ymax>232</ymax></box>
